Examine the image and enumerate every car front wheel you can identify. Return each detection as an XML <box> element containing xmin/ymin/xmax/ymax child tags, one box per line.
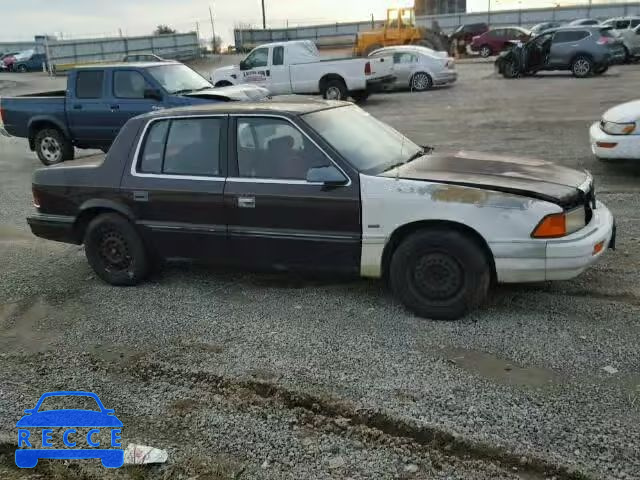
<box><xmin>34</xmin><ymin>128</ymin><xmax>74</xmax><ymax>165</ymax></box>
<box><xmin>389</xmin><ymin>229</ymin><xmax>491</xmax><ymax>320</ymax></box>
<box><xmin>84</xmin><ymin>213</ymin><xmax>150</xmax><ymax>286</ymax></box>
<box><xmin>479</xmin><ymin>45</ymin><xmax>493</xmax><ymax>58</ymax></box>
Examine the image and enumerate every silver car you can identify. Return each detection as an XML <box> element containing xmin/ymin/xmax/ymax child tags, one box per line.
<box><xmin>368</xmin><ymin>46</ymin><xmax>457</xmax><ymax>91</ymax></box>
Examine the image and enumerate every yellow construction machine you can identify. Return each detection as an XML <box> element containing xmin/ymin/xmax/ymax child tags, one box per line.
<box><xmin>354</xmin><ymin>7</ymin><xmax>448</xmax><ymax>57</ymax></box>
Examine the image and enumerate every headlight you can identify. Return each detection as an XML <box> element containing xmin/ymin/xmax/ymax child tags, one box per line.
<box><xmin>531</xmin><ymin>208</ymin><xmax>585</xmax><ymax>238</ymax></box>
<box><xmin>601</xmin><ymin>120</ymin><xmax>636</xmax><ymax>135</ymax></box>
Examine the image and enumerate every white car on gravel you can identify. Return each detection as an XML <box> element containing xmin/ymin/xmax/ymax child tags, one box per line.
<box><xmin>590</xmin><ymin>99</ymin><xmax>640</xmax><ymax>160</ymax></box>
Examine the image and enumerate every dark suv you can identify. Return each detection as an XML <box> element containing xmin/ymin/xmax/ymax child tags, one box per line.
<box><xmin>496</xmin><ymin>26</ymin><xmax>626</xmax><ymax>78</ymax></box>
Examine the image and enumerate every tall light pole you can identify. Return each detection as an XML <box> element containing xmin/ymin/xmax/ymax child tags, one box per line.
<box><xmin>209</xmin><ymin>5</ymin><xmax>216</xmax><ymax>53</ymax></box>
<box><xmin>262</xmin><ymin>0</ymin><xmax>266</xmax><ymax>29</ymax></box>
<box><xmin>487</xmin><ymin>0</ymin><xmax>491</xmax><ymax>26</ymax></box>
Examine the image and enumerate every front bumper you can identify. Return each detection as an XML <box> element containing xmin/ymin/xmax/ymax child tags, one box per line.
<box><xmin>27</xmin><ymin>213</ymin><xmax>79</xmax><ymax>244</ymax></box>
<box><xmin>366</xmin><ymin>74</ymin><xmax>396</xmax><ymax>92</ymax></box>
<box><xmin>493</xmin><ymin>201</ymin><xmax>615</xmax><ymax>283</ymax></box>
<box><xmin>589</xmin><ymin>121</ymin><xmax>640</xmax><ymax>160</ymax></box>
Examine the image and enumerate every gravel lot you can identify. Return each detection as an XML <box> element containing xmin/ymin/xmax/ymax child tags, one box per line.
<box><xmin>1</xmin><ymin>58</ymin><xmax>639</xmax><ymax>480</ymax></box>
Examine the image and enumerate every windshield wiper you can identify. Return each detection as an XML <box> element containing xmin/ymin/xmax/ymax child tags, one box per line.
<box><xmin>171</xmin><ymin>88</ymin><xmax>195</xmax><ymax>95</ymax></box>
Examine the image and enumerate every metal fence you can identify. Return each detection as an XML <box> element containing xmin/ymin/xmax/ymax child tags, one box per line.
<box><xmin>47</xmin><ymin>33</ymin><xmax>200</xmax><ymax>70</ymax></box>
<box><xmin>234</xmin><ymin>1</ymin><xmax>640</xmax><ymax>51</ymax></box>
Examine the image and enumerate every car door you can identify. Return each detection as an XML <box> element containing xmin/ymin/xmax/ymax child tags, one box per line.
<box><xmin>225</xmin><ymin>115</ymin><xmax>361</xmax><ymax>274</ymax></box>
<box><xmin>239</xmin><ymin>47</ymin><xmax>271</xmax><ymax>89</ymax></box>
<box><xmin>548</xmin><ymin>30</ymin><xmax>580</xmax><ymax>66</ymax></box>
<box><xmin>107</xmin><ymin>69</ymin><xmax>164</xmax><ymax>138</ymax></box>
<box><xmin>488</xmin><ymin>29</ymin><xmax>505</xmax><ymax>51</ymax></box>
<box><xmin>392</xmin><ymin>52</ymin><xmax>417</xmax><ymax>86</ymax></box>
<box><xmin>268</xmin><ymin>46</ymin><xmax>291</xmax><ymax>95</ymax></box>
<box><xmin>119</xmin><ymin>115</ymin><xmax>229</xmax><ymax>261</ymax></box>
<box><xmin>629</xmin><ymin>25</ymin><xmax>640</xmax><ymax>54</ymax></box>
<box><xmin>66</xmin><ymin>69</ymin><xmax>113</xmax><ymax>147</ymax></box>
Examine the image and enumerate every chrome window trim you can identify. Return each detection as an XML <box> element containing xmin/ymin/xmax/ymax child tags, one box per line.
<box><xmin>130</xmin><ymin>112</ymin><xmax>352</xmax><ymax>187</ymax></box>
<box><xmin>130</xmin><ymin>114</ymin><xmax>227</xmax><ymax>182</ymax></box>
<box><xmin>230</xmin><ymin>113</ymin><xmax>352</xmax><ymax>187</ymax></box>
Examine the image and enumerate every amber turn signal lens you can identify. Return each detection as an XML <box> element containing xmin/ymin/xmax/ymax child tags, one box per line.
<box><xmin>532</xmin><ymin>213</ymin><xmax>566</xmax><ymax>238</ymax></box>
<box><xmin>593</xmin><ymin>241</ymin><xmax>604</xmax><ymax>255</ymax></box>
<box><xmin>596</xmin><ymin>142</ymin><xmax>618</xmax><ymax>148</ymax></box>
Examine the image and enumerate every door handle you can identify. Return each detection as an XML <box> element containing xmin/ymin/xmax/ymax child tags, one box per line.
<box><xmin>237</xmin><ymin>196</ymin><xmax>255</xmax><ymax>208</ymax></box>
<box><xmin>110</xmin><ymin>105</ymin><xmax>120</xmax><ymax>111</ymax></box>
<box><xmin>73</xmin><ymin>104</ymin><xmax>82</xmax><ymax>110</ymax></box>
<box><xmin>266</xmin><ymin>69</ymin><xmax>270</xmax><ymax>77</ymax></box>
<box><xmin>133</xmin><ymin>191</ymin><xmax>148</xmax><ymax>202</ymax></box>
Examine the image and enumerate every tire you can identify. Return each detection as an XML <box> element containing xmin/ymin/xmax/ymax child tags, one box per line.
<box><xmin>623</xmin><ymin>46</ymin><xmax>630</xmax><ymax>64</ymax></box>
<box><xmin>214</xmin><ymin>80</ymin><xmax>233</xmax><ymax>87</ymax></box>
<box><xmin>84</xmin><ymin>213</ymin><xmax>150</xmax><ymax>286</ymax></box>
<box><xmin>351</xmin><ymin>90</ymin><xmax>370</xmax><ymax>103</ymax></box>
<box><xmin>479</xmin><ymin>45</ymin><xmax>493</xmax><ymax>58</ymax></box>
<box><xmin>322</xmin><ymin>79</ymin><xmax>348</xmax><ymax>100</ymax></box>
<box><xmin>571</xmin><ymin>55</ymin><xmax>593</xmax><ymax>78</ymax></box>
<box><xmin>34</xmin><ymin>128</ymin><xmax>74</xmax><ymax>165</ymax></box>
<box><xmin>17</xmin><ymin>64</ymin><xmax>27</xmax><ymax>73</ymax></box>
<box><xmin>389</xmin><ymin>229</ymin><xmax>491</xmax><ymax>320</ymax></box>
<box><xmin>411</xmin><ymin>72</ymin><xmax>433</xmax><ymax>91</ymax></box>
<box><xmin>501</xmin><ymin>61</ymin><xmax>519</xmax><ymax>79</ymax></box>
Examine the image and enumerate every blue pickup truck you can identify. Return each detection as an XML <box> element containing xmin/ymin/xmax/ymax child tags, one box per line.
<box><xmin>0</xmin><ymin>61</ymin><xmax>269</xmax><ymax>165</ymax></box>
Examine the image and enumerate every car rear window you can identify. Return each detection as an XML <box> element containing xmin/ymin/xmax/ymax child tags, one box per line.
<box><xmin>76</xmin><ymin>70</ymin><xmax>104</xmax><ymax>99</ymax></box>
<box><xmin>553</xmin><ymin>30</ymin><xmax>589</xmax><ymax>43</ymax></box>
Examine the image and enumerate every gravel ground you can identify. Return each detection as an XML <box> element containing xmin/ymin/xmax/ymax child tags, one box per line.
<box><xmin>0</xmin><ymin>60</ymin><xmax>639</xmax><ymax>479</ymax></box>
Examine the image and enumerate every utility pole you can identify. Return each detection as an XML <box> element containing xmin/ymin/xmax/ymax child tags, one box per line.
<box><xmin>209</xmin><ymin>5</ymin><xmax>217</xmax><ymax>53</ymax></box>
<box><xmin>487</xmin><ymin>0</ymin><xmax>491</xmax><ymax>26</ymax></box>
<box><xmin>587</xmin><ymin>0</ymin><xmax>592</xmax><ymax>17</ymax></box>
<box><xmin>262</xmin><ymin>0</ymin><xmax>266</xmax><ymax>29</ymax></box>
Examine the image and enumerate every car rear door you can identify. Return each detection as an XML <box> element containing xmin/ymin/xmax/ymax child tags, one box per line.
<box><xmin>66</xmin><ymin>69</ymin><xmax>113</xmax><ymax>147</ymax></box>
<box><xmin>392</xmin><ymin>52</ymin><xmax>418</xmax><ymax>86</ymax></box>
<box><xmin>224</xmin><ymin>115</ymin><xmax>361</xmax><ymax>274</ymax></box>
<box><xmin>119</xmin><ymin>115</ymin><xmax>229</xmax><ymax>261</ymax></box>
<box><xmin>548</xmin><ymin>30</ymin><xmax>581</xmax><ymax>66</ymax></box>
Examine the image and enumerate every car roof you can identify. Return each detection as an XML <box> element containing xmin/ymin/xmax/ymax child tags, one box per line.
<box><xmin>371</xmin><ymin>45</ymin><xmax>433</xmax><ymax>54</ymax></box>
<box><xmin>75</xmin><ymin>61</ymin><xmax>178</xmax><ymax>69</ymax></box>
<box><xmin>140</xmin><ymin>99</ymin><xmax>351</xmax><ymax>120</ymax></box>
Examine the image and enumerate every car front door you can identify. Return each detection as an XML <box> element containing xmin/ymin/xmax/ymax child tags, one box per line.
<box><xmin>268</xmin><ymin>46</ymin><xmax>291</xmax><ymax>95</ymax></box>
<box><xmin>66</xmin><ymin>69</ymin><xmax>113</xmax><ymax>147</ymax></box>
<box><xmin>239</xmin><ymin>47</ymin><xmax>271</xmax><ymax>89</ymax></box>
<box><xmin>107</xmin><ymin>69</ymin><xmax>164</xmax><ymax>139</ymax></box>
<box><xmin>225</xmin><ymin>115</ymin><xmax>361</xmax><ymax>274</ymax></box>
<box><xmin>119</xmin><ymin>115</ymin><xmax>229</xmax><ymax>261</ymax></box>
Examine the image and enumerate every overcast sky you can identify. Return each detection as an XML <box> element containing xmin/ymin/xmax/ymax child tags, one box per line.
<box><xmin>1</xmin><ymin>0</ymin><xmax>606</xmax><ymax>44</ymax></box>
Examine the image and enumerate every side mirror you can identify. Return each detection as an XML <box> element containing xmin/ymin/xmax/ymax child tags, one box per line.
<box><xmin>144</xmin><ymin>88</ymin><xmax>162</xmax><ymax>101</ymax></box>
<box><xmin>239</xmin><ymin>60</ymin><xmax>248</xmax><ymax>70</ymax></box>
<box><xmin>306</xmin><ymin>166</ymin><xmax>348</xmax><ymax>186</ymax></box>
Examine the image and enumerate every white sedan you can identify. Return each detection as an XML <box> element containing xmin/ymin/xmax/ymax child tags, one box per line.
<box><xmin>368</xmin><ymin>45</ymin><xmax>457</xmax><ymax>91</ymax></box>
<box><xmin>590</xmin><ymin>99</ymin><xmax>640</xmax><ymax>160</ymax></box>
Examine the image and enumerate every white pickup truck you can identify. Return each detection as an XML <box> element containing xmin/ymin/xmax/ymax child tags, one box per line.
<box><xmin>211</xmin><ymin>40</ymin><xmax>395</xmax><ymax>102</ymax></box>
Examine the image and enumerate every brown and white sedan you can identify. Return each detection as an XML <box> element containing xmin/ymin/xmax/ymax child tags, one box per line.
<box><xmin>28</xmin><ymin>101</ymin><xmax>615</xmax><ymax>320</ymax></box>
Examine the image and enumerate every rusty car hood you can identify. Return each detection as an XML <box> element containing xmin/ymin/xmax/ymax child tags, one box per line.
<box><xmin>381</xmin><ymin>150</ymin><xmax>591</xmax><ymax>207</ymax></box>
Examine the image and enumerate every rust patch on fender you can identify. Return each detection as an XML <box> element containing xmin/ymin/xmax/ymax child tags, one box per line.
<box><xmin>431</xmin><ymin>185</ymin><xmax>492</xmax><ymax>204</ymax></box>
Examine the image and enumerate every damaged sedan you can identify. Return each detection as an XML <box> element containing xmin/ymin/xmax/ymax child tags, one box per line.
<box><xmin>496</xmin><ymin>26</ymin><xmax>626</xmax><ymax>78</ymax></box>
<box><xmin>27</xmin><ymin>101</ymin><xmax>615</xmax><ymax>320</ymax></box>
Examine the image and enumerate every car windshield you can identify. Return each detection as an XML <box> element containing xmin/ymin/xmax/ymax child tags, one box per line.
<box><xmin>303</xmin><ymin>105</ymin><xmax>423</xmax><ymax>174</ymax></box>
<box><xmin>37</xmin><ymin>395</ymin><xmax>101</xmax><ymax>412</ymax></box>
<box><xmin>147</xmin><ymin>64</ymin><xmax>212</xmax><ymax>94</ymax></box>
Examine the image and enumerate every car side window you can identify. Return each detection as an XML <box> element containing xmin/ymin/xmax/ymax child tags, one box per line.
<box><xmin>163</xmin><ymin>119</ymin><xmax>222</xmax><ymax>176</ymax></box>
<box><xmin>553</xmin><ymin>31</ymin><xmax>583</xmax><ymax>43</ymax></box>
<box><xmin>273</xmin><ymin>46</ymin><xmax>284</xmax><ymax>66</ymax></box>
<box><xmin>245</xmin><ymin>48</ymin><xmax>269</xmax><ymax>69</ymax></box>
<box><xmin>616</xmin><ymin>20</ymin><xmax>631</xmax><ymax>29</ymax></box>
<box><xmin>490</xmin><ymin>29</ymin><xmax>505</xmax><ymax>38</ymax></box>
<box><xmin>113</xmin><ymin>71</ymin><xmax>149</xmax><ymax>99</ymax></box>
<box><xmin>632</xmin><ymin>19</ymin><xmax>640</xmax><ymax>28</ymax></box>
<box><xmin>76</xmin><ymin>71</ymin><xmax>104</xmax><ymax>99</ymax></box>
<box><xmin>138</xmin><ymin>118</ymin><xmax>222</xmax><ymax>177</ymax></box>
<box><xmin>236</xmin><ymin>117</ymin><xmax>331</xmax><ymax>181</ymax></box>
<box><xmin>393</xmin><ymin>52</ymin><xmax>415</xmax><ymax>64</ymax></box>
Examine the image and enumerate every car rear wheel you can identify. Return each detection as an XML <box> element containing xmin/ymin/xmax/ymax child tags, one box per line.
<box><xmin>214</xmin><ymin>80</ymin><xmax>233</xmax><ymax>87</ymax></box>
<box><xmin>479</xmin><ymin>45</ymin><xmax>493</xmax><ymax>58</ymax></box>
<box><xmin>411</xmin><ymin>72</ymin><xmax>433</xmax><ymax>91</ymax></box>
<box><xmin>17</xmin><ymin>64</ymin><xmax>27</xmax><ymax>73</ymax></box>
<box><xmin>322</xmin><ymin>79</ymin><xmax>348</xmax><ymax>100</ymax></box>
<box><xmin>34</xmin><ymin>128</ymin><xmax>74</xmax><ymax>165</ymax></box>
<box><xmin>571</xmin><ymin>56</ymin><xmax>593</xmax><ymax>78</ymax></box>
<box><xmin>84</xmin><ymin>213</ymin><xmax>150</xmax><ymax>286</ymax></box>
<box><xmin>389</xmin><ymin>228</ymin><xmax>491</xmax><ymax>320</ymax></box>
<box><xmin>501</xmin><ymin>61</ymin><xmax>519</xmax><ymax>79</ymax></box>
